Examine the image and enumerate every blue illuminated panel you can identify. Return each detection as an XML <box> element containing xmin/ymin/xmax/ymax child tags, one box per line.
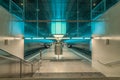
<box><xmin>11</xmin><ymin>21</ymin><xmax>24</xmax><ymax>35</ymax></box>
<box><xmin>51</xmin><ymin>0</ymin><xmax>67</xmax><ymax>35</ymax></box>
<box><xmin>51</xmin><ymin>22</ymin><xmax>66</xmax><ymax>34</ymax></box>
<box><xmin>92</xmin><ymin>21</ymin><xmax>105</xmax><ymax>35</ymax></box>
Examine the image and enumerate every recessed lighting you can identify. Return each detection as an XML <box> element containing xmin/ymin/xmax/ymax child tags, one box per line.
<box><xmin>93</xmin><ymin>3</ymin><xmax>96</xmax><ymax>6</ymax></box>
<box><xmin>32</xmin><ymin>37</ymin><xmax>44</xmax><ymax>40</ymax></box>
<box><xmin>25</xmin><ymin>38</ymin><xmax>31</xmax><ymax>40</ymax></box>
<box><xmin>72</xmin><ymin>37</ymin><xmax>84</xmax><ymax>39</ymax></box>
<box><xmin>53</xmin><ymin>34</ymin><xmax>64</xmax><ymax>38</ymax></box>
<box><xmin>21</xmin><ymin>3</ymin><xmax>23</xmax><ymax>6</ymax></box>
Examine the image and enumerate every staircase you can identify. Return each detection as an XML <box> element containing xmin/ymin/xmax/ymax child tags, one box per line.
<box><xmin>0</xmin><ymin>72</ymin><xmax>120</xmax><ymax>80</ymax></box>
<box><xmin>0</xmin><ymin>78</ymin><xmax>120</xmax><ymax>80</ymax></box>
<box><xmin>33</xmin><ymin>72</ymin><xmax>105</xmax><ymax>78</ymax></box>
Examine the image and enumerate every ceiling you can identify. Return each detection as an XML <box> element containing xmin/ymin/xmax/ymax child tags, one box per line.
<box><xmin>23</xmin><ymin>0</ymin><xmax>93</xmax><ymax>37</ymax></box>
<box><xmin>0</xmin><ymin>0</ymin><xmax>104</xmax><ymax>42</ymax></box>
<box><xmin>0</xmin><ymin>0</ymin><xmax>103</xmax><ymax>37</ymax></box>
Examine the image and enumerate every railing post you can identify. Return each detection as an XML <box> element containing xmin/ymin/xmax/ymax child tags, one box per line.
<box><xmin>90</xmin><ymin>0</ymin><xmax>93</xmax><ymax>20</ymax></box>
<box><xmin>40</xmin><ymin>50</ymin><xmax>42</xmax><ymax>60</ymax></box>
<box><xmin>20</xmin><ymin>60</ymin><xmax>22</xmax><ymax>78</ymax></box>
<box><xmin>103</xmin><ymin>0</ymin><xmax>106</xmax><ymax>12</ymax></box>
<box><xmin>31</xmin><ymin>63</ymin><xmax>34</xmax><ymax>77</ymax></box>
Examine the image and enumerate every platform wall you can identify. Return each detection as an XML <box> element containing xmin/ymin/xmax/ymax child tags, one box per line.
<box><xmin>92</xmin><ymin>1</ymin><xmax>120</xmax><ymax>77</ymax></box>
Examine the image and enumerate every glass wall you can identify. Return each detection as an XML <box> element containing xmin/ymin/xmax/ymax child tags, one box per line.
<box><xmin>92</xmin><ymin>0</ymin><xmax>120</xmax><ymax>19</ymax></box>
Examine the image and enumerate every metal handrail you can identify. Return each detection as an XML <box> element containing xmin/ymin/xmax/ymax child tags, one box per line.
<box><xmin>97</xmin><ymin>59</ymin><xmax>120</xmax><ymax>66</ymax></box>
<box><xmin>0</xmin><ymin>49</ymin><xmax>42</xmax><ymax>64</ymax></box>
<box><xmin>0</xmin><ymin>49</ymin><xmax>31</xmax><ymax>63</ymax></box>
<box><xmin>0</xmin><ymin>49</ymin><xmax>41</xmax><ymax>78</ymax></box>
<box><xmin>11</xmin><ymin>0</ymin><xmax>23</xmax><ymax>12</ymax></box>
<box><xmin>92</xmin><ymin>0</ymin><xmax>104</xmax><ymax>11</ymax></box>
<box><xmin>0</xmin><ymin>55</ymin><xmax>20</xmax><ymax>61</ymax></box>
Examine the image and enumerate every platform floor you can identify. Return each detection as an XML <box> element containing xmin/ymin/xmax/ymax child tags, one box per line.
<box><xmin>35</xmin><ymin>46</ymin><xmax>97</xmax><ymax>73</ymax></box>
<box><xmin>42</xmin><ymin>46</ymin><xmax>82</xmax><ymax>60</ymax></box>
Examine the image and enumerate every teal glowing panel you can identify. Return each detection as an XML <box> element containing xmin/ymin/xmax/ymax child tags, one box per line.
<box><xmin>51</xmin><ymin>22</ymin><xmax>66</xmax><ymax>34</ymax></box>
<box><xmin>51</xmin><ymin>22</ymin><xmax>56</xmax><ymax>34</ymax></box>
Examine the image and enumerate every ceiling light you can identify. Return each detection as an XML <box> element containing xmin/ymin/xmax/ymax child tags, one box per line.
<box><xmin>53</xmin><ymin>34</ymin><xmax>64</xmax><ymax>41</ymax></box>
<box><xmin>21</xmin><ymin>3</ymin><xmax>23</xmax><ymax>6</ymax></box>
<box><xmin>93</xmin><ymin>37</ymin><xmax>101</xmax><ymax>39</ymax></box>
<box><xmin>46</xmin><ymin>37</ymin><xmax>55</xmax><ymax>39</ymax></box>
<box><xmin>62</xmin><ymin>37</ymin><xmax>70</xmax><ymax>39</ymax></box>
<box><xmin>84</xmin><ymin>37</ymin><xmax>91</xmax><ymax>40</ymax></box>
<box><xmin>25</xmin><ymin>37</ymin><xmax>31</xmax><ymax>40</ymax></box>
<box><xmin>53</xmin><ymin>34</ymin><xmax>64</xmax><ymax>38</ymax></box>
<box><xmin>93</xmin><ymin>3</ymin><xmax>96</xmax><ymax>6</ymax></box>
<box><xmin>14</xmin><ymin>37</ymin><xmax>22</xmax><ymax>40</ymax></box>
<box><xmin>72</xmin><ymin>37</ymin><xmax>84</xmax><ymax>39</ymax></box>
<box><xmin>32</xmin><ymin>37</ymin><xmax>44</xmax><ymax>40</ymax></box>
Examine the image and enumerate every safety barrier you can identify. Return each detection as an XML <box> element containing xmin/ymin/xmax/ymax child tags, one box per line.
<box><xmin>0</xmin><ymin>49</ymin><xmax>40</xmax><ymax>78</ymax></box>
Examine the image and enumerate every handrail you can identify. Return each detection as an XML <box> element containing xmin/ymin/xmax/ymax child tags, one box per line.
<box><xmin>92</xmin><ymin>0</ymin><xmax>104</xmax><ymax>11</ymax></box>
<box><xmin>0</xmin><ymin>49</ymin><xmax>31</xmax><ymax>64</ymax></box>
<box><xmin>11</xmin><ymin>0</ymin><xmax>23</xmax><ymax>12</ymax></box>
<box><xmin>0</xmin><ymin>48</ymin><xmax>42</xmax><ymax>64</ymax></box>
<box><xmin>97</xmin><ymin>59</ymin><xmax>120</xmax><ymax>66</ymax></box>
<box><xmin>0</xmin><ymin>55</ymin><xmax>20</xmax><ymax>61</ymax></box>
<box><xmin>92</xmin><ymin>0</ymin><xmax>120</xmax><ymax>19</ymax></box>
<box><xmin>0</xmin><ymin>49</ymin><xmax>41</xmax><ymax>78</ymax></box>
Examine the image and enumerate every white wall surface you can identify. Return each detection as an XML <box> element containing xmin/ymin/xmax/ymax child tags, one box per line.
<box><xmin>0</xmin><ymin>6</ymin><xmax>24</xmax><ymax>59</ymax></box>
<box><xmin>92</xmin><ymin>39</ymin><xmax>120</xmax><ymax>77</ymax></box>
<box><xmin>92</xmin><ymin>1</ymin><xmax>120</xmax><ymax>77</ymax></box>
<box><xmin>0</xmin><ymin>39</ymin><xmax>24</xmax><ymax>59</ymax></box>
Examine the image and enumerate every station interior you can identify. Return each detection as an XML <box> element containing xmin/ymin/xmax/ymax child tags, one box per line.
<box><xmin>0</xmin><ymin>0</ymin><xmax>120</xmax><ymax>79</ymax></box>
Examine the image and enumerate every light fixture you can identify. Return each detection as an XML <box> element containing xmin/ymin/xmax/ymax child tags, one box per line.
<box><xmin>53</xmin><ymin>34</ymin><xmax>64</xmax><ymax>41</ymax></box>
<box><xmin>7</xmin><ymin>37</ymin><xmax>14</xmax><ymax>40</ymax></box>
<box><xmin>32</xmin><ymin>37</ymin><xmax>44</xmax><ymax>40</ymax></box>
<box><xmin>54</xmin><ymin>34</ymin><xmax>64</xmax><ymax>38</ymax></box>
<box><xmin>20</xmin><ymin>3</ymin><xmax>23</xmax><ymax>6</ymax></box>
<box><xmin>25</xmin><ymin>37</ymin><xmax>32</xmax><ymax>40</ymax></box>
<box><xmin>46</xmin><ymin>37</ymin><xmax>55</xmax><ymax>39</ymax></box>
<box><xmin>72</xmin><ymin>37</ymin><xmax>84</xmax><ymax>39</ymax></box>
<box><xmin>62</xmin><ymin>37</ymin><xmax>70</xmax><ymax>39</ymax></box>
<box><xmin>93</xmin><ymin>37</ymin><xmax>101</xmax><ymax>39</ymax></box>
<box><xmin>4</xmin><ymin>39</ymin><xmax>9</xmax><ymax>45</ymax></box>
<box><xmin>93</xmin><ymin>3</ymin><xmax>96</xmax><ymax>6</ymax></box>
<box><xmin>105</xmin><ymin>39</ymin><xmax>109</xmax><ymax>45</ymax></box>
<box><xmin>84</xmin><ymin>37</ymin><xmax>91</xmax><ymax>40</ymax></box>
<box><xmin>14</xmin><ymin>37</ymin><xmax>22</xmax><ymax>40</ymax></box>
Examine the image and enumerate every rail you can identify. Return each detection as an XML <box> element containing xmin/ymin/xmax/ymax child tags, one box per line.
<box><xmin>0</xmin><ymin>49</ymin><xmax>40</xmax><ymax>78</ymax></box>
<box><xmin>71</xmin><ymin>47</ymin><xmax>91</xmax><ymax>57</ymax></box>
<box><xmin>97</xmin><ymin>59</ymin><xmax>120</xmax><ymax>66</ymax></box>
<box><xmin>92</xmin><ymin>0</ymin><xmax>120</xmax><ymax>19</ymax></box>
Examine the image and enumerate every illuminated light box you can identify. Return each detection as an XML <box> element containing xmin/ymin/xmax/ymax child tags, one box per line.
<box><xmin>54</xmin><ymin>34</ymin><xmax>64</xmax><ymax>38</ymax></box>
<box><xmin>51</xmin><ymin>22</ymin><xmax>66</xmax><ymax>34</ymax></box>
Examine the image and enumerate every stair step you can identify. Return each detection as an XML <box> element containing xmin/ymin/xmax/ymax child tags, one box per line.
<box><xmin>0</xmin><ymin>78</ymin><xmax>120</xmax><ymax>80</ymax></box>
<box><xmin>33</xmin><ymin>72</ymin><xmax>105</xmax><ymax>78</ymax></box>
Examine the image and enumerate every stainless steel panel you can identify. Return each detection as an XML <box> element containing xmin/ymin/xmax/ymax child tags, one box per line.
<box><xmin>55</xmin><ymin>42</ymin><xmax>63</xmax><ymax>55</ymax></box>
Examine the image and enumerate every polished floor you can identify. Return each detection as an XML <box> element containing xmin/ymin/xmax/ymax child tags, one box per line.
<box><xmin>42</xmin><ymin>46</ymin><xmax>82</xmax><ymax>60</ymax></box>
<box><xmin>35</xmin><ymin>45</ymin><xmax>97</xmax><ymax>73</ymax></box>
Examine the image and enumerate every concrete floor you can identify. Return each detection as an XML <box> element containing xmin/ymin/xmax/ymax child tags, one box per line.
<box><xmin>36</xmin><ymin>46</ymin><xmax>97</xmax><ymax>73</ymax></box>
